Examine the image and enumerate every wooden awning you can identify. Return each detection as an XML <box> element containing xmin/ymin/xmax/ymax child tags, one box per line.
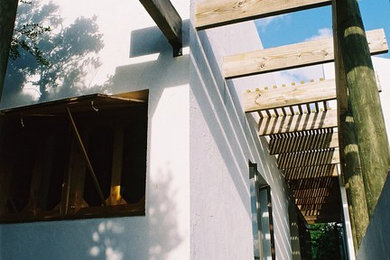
<box><xmin>0</xmin><ymin>90</ymin><xmax>148</xmax><ymax>117</ymax></box>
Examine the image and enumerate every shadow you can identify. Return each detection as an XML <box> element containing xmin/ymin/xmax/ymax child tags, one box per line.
<box><xmin>130</xmin><ymin>20</ymin><xmax>190</xmax><ymax>58</ymax></box>
<box><xmin>0</xmin><ymin>168</ymin><xmax>183</xmax><ymax>260</ymax></box>
<box><xmin>85</xmin><ymin>169</ymin><xmax>182</xmax><ymax>260</ymax></box>
<box><xmin>2</xmin><ymin>0</ymin><xmax>106</xmax><ymax>108</ymax></box>
<box><xmin>190</xmin><ymin>22</ymin><xmax>295</xmax><ymax>258</ymax></box>
<box><xmin>190</xmin><ymin>25</ymin><xmax>251</xmax><ymax>218</ymax></box>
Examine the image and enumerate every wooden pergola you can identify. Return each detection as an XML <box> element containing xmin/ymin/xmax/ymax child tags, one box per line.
<box><xmin>194</xmin><ymin>0</ymin><xmax>388</xmax><ymax>225</ymax></box>
<box><xmin>1</xmin><ymin>0</ymin><xmax>387</xmax><ymax>251</ymax></box>
<box><xmin>138</xmin><ymin>0</ymin><xmax>390</xmax><ymax>244</ymax></box>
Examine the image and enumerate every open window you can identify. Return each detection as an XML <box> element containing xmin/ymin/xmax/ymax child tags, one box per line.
<box><xmin>249</xmin><ymin>162</ymin><xmax>276</xmax><ymax>260</ymax></box>
<box><xmin>0</xmin><ymin>90</ymin><xmax>148</xmax><ymax>223</ymax></box>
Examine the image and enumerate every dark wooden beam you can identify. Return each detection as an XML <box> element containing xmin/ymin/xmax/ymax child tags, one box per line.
<box><xmin>139</xmin><ymin>0</ymin><xmax>182</xmax><ymax>56</ymax></box>
<box><xmin>0</xmin><ymin>0</ymin><xmax>19</xmax><ymax>100</ymax></box>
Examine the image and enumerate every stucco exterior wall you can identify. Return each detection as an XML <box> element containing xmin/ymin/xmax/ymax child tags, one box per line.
<box><xmin>189</xmin><ymin>1</ymin><xmax>293</xmax><ymax>259</ymax></box>
<box><xmin>1</xmin><ymin>1</ymin><xmax>190</xmax><ymax>259</ymax></box>
<box><xmin>0</xmin><ymin>0</ymin><xmax>295</xmax><ymax>259</ymax></box>
<box><xmin>356</xmin><ymin>174</ymin><xmax>390</xmax><ymax>260</ymax></box>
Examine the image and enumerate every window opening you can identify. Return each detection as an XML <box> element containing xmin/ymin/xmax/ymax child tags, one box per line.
<box><xmin>0</xmin><ymin>91</ymin><xmax>148</xmax><ymax>223</ymax></box>
<box><xmin>249</xmin><ymin>162</ymin><xmax>276</xmax><ymax>260</ymax></box>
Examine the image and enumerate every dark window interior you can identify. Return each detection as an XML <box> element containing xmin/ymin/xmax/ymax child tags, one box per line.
<box><xmin>0</xmin><ymin>94</ymin><xmax>148</xmax><ymax>223</ymax></box>
<box><xmin>83</xmin><ymin>126</ymin><xmax>114</xmax><ymax>206</ymax></box>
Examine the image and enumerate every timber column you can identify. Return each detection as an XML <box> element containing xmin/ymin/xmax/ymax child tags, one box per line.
<box><xmin>0</xmin><ymin>0</ymin><xmax>19</xmax><ymax>99</ymax></box>
<box><xmin>333</xmin><ymin>0</ymin><xmax>390</xmax><ymax>219</ymax></box>
<box><xmin>332</xmin><ymin>0</ymin><xmax>370</xmax><ymax>249</ymax></box>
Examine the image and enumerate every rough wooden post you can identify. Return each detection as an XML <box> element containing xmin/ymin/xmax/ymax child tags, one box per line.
<box><xmin>332</xmin><ymin>0</ymin><xmax>370</xmax><ymax>249</ymax></box>
<box><xmin>334</xmin><ymin>0</ymin><xmax>390</xmax><ymax>217</ymax></box>
<box><xmin>0</xmin><ymin>0</ymin><xmax>19</xmax><ymax>100</ymax></box>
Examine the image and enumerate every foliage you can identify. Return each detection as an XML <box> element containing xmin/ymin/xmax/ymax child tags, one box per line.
<box><xmin>5</xmin><ymin>0</ymin><xmax>105</xmax><ymax>103</ymax></box>
<box><xmin>10</xmin><ymin>22</ymin><xmax>51</xmax><ymax>66</ymax></box>
<box><xmin>309</xmin><ymin>223</ymin><xmax>343</xmax><ymax>260</ymax></box>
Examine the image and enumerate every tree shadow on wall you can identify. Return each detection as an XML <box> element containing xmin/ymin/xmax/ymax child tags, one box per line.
<box><xmin>86</xmin><ymin>168</ymin><xmax>182</xmax><ymax>260</ymax></box>
<box><xmin>2</xmin><ymin>0</ymin><xmax>108</xmax><ymax>108</ymax></box>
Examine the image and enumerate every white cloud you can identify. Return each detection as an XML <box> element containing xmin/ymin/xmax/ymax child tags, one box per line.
<box><xmin>254</xmin><ymin>14</ymin><xmax>289</xmax><ymax>33</ymax></box>
<box><xmin>305</xmin><ymin>28</ymin><xmax>332</xmax><ymax>41</ymax></box>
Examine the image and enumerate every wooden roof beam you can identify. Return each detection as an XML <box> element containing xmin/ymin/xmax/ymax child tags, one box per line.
<box><xmin>244</xmin><ymin>77</ymin><xmax>381</xmax><ymax>113</ymax></box>
<box><xmin>224</xmin><ymin>29</ymin><xmax>387</xmax><ymax>79</ymax></box>
<box><xmin>195</xmin><ymin>0</ymin><xmax>331</xmax><ymax>30</ymax></box>
<box><xmin>139</xmin><ymin>0</ymin><xmax>182</xmax><ymax>56</ymax></box>
<box><xmin>258</xmin><ymin>109</ymin><xmax>337</xmax><ymax>135</ymax></box>
<box><xmin>244</xmin><ymin>79</ymin><xmax>336</xmax><ymax>112</ymax></box>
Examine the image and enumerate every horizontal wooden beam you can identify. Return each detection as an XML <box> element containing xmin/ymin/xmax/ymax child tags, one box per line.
<box><xmin>244</xmin><ymin>79</ymin><xmax>335</xmax><ymax>112</ymax></box>
<box><xmin>224</xmin><ymin>29</ymin><xmax>387</xmax><ymax>79</ymax></box>
<box><xmin>269</xmin><ymin>131</ymin><xmax>338</xmax><ymax>154</ymax></box>
<box><xmin>277</xmin><ymin>149</ymin><xmax>339</xmax><ymax>169</ymax></box>
<box><xmin>139</xmin><ymin>0</ymin><xmax>182</xmax><ymax>56</ymax></box>
<box><xmin>258</xmin><ymin>109</ymin><xmax>337</xmax><ymax>135</ymax></box>
<box><xmin>244</xmin><ymin>78</ymin><xmax>382</xmax><ymax>113</ymax></box>
<box><xmin>195</xmin><ymin>0</ymin><xmax>331</xmax><ymax>30</ymax></box>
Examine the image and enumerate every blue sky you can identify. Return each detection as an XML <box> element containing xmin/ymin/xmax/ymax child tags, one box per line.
<box><xmin>255</xmin><ymin>0</ymin><xmax>390</xmax><ymax>59</ymax></box>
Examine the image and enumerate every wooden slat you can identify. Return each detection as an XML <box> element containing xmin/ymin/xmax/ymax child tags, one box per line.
<box><xmin>139</xmin><ymin>0</ymin><xmax>182</xmax><ymax>56</ymax></box>
<box><xmin>244</xmin><ymin>79</ymin><xmax>335</xmax><ymax>112</ymax></box>
<box><xmin>269</xmin><ymin>131</ymin><xmax>338</xmax><ymax>154</ymax></box>
<box><xmin>289</xmin><ymin>176</ymin><xmax>337</xmax><ymax>190</ymax></box>
<box><xmin>258</xmin><ymin>109</ymin><xmax>337</xmax><ymax>135</ymax></box>
<box><xmin>277</xmin><ymin>149</ymin><xmax>339</xmax><ymax>169</ymax></box>
<box><xmin>224</xmin><ymin>29</ymin><xmax>388</xmax><ymax>78</ymax></box>
<box><xmin>293</xmin><ymin>187</ymin><xmax>332</xmax><ymax>198</ymax></box>
<box><xmin>295</xmin><ymin>195</ymin><xmax>338</xmax><ymax>205</ymax></box>
<box><xmin>195</xmin><ymin>0</ymin><xmax>331</xmax><ymax>30</ymax></box>
<box><xmin>284</xmin><ymin>164</ymin><xmax>337</xmax><ymax>180</ymax></box>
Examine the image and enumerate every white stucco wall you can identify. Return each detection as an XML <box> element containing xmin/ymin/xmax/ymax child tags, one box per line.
<box><xmin>1</xmin><ymin>1</ymin><xmax>295</xmax><ymax>259</ymax></box>
<box><xmin>189</xmin><ymin>1</ymin><xmax>293</xmax><ymax>259</ymax></box>
<box><xmin>1</xmin><ymin>1</ymin><xmax>190</xmax><ymax>259</ymax></box>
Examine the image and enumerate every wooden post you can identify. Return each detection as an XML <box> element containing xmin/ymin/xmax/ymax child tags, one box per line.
<box><xmin>332</xmin><ymin>0</ymin><xmax>371</xmax><ymax>249</ymax></box>
<box><xmin>333</xmin><ymin>0</ymin><xmax>390</xmax><ymax>218</ymax></box>
<box><xmin>0</xmin><ymin>0</ymin><xmax>18</xmax><ymax>99</ymax></box>
<box><xmin>339</xmin><ymin>110</ymin><xmax>370</xmax><ymax>248</ymax></box>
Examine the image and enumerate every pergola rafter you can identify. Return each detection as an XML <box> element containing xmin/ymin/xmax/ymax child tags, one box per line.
<box><xmin>195</xmin><ymin>0</ymin><xmax>331</xmax><ymax>29</ymax></box>
<box><xmin>223</xmin><ymin>29</ymin><xmax>387</xmax><ymax>79</ymax></box>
